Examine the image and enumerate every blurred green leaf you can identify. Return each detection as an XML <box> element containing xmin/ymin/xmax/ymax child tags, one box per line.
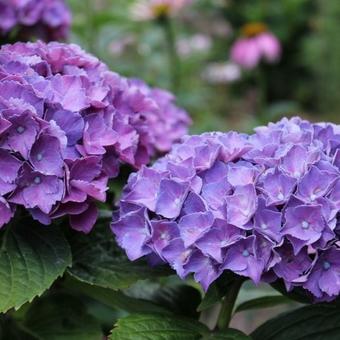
<box><xmin>109</xmin><ymin>314</ymin><xmax>209</xmax><ymax>340</ymax></box>
<box><xmin>198</xmin><ymin>273</ymin><xmax>242</xmax><ymax>312</ymax></box>
<box><xmin>0</xmin><ymin>221</ymin><xmax>71</xmax><ymax>313</ymax></box>
<box><xmin>202</xmin><ymin>329</ymin><xmax>250</xmax><ymax>339</ymax></box>
<box><xmin>271</xmin><ymin>280</ymin><xmax>313</xmax><ymax>304</ymax></box>
<box><xmin>235</xmin><ymin>295</ymin><xmax>291</xmax><ymax>313</ymax></box>
<box><xmin>197</xmin><ymin>283</ymin><xmax>223</xmax><ymax>312</ymax></box>
<box><xmin>64</xmin><ymin>275</ymin><xmax>170</xmax><ymax>315</ymax></box>
<box><xmin>266</xmin><ymin>101</ymin><xmax>301</xmax><ymax>120</ymax></box>
<box><xmin>152</xmin><ymin>284</ymin><xmax>202</xmax><ymax>318</ymax></box>
<box><xmin>0</xmin><ymin>315</ymin><xmax>38</xmax><ymax>340</ymax></box>
<box><xmin>24</xmin><ymin>293</ymin><xmax>102</xmax><ymax>340</ymax></box>
<box><xmin>67</xmin><ymin>223</ymin><xmax>171</xmax><ymax>290</ymax></box>
<box><xmin>252</xmin><ymin>303</ymin><xmax>340</xmax><ymax>340</ymax></box>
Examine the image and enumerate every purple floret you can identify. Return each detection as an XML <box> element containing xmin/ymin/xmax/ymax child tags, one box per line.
<box><xmin>112</xmin><ymin>117</ymin><xmax>340</xmax><ymax>301</ymax></box>
<box><xmin>0</xmin><ymin>41</ymin><xmax>191</xmax><ymax>232</ymax></box>
<box><xmin>0</xmin><ymin>0</ymin><xmax>71</xmax><ymax>41</ymax></box>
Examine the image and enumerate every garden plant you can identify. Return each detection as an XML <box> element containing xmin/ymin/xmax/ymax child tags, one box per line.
<box><xmin>0</xmin><ymin>0</ymin><xmax>339</xmax><ymax>339</ymax></box>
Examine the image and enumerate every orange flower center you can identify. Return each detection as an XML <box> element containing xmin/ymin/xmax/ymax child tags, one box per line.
<box><xmin>241</xmin><ymin>22</ymin><xmax>267</xmax><ymax>37</ymax></box>
<box><xmin>153</xmin><ymin>3</ymin><xmax>171</xmax><ymax>17</ymax></box>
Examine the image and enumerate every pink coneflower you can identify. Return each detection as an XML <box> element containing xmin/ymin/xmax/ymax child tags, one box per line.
<box><xmin>230</xmin><ymin>23</ymin><xmax>281</xmax><ymax>69</ymax></box>
<box><xmin>130</xmin><ymin>0</ymin><xmax>192</xmax><ymax>21</ymax></box>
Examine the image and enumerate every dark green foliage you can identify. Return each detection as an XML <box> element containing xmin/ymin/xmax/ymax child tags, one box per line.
<box><xmin>0</xmin><ymin>220</ymin><xmax>71</xmax><ymax>313</ymax></box>
<box><xmin>67</xmin><ymin>223</ymin><xmax>172</xmax><ymax>290</ymax></box>
<box><xmin>109</xmin><ymin>314</ymin><xmax>209</xmax><ymax>340</ymax></box>
<box><xmin>252</xmin><ymin>303</ymin><xmax>340</xmax><ymax>340</ymax></box>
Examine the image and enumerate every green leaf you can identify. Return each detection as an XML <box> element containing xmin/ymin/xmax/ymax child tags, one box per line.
<box><xmin>24</xmin><ymin>293</ymin><xmax>102</xmax><ymax>340</ymax></box>
<box><xmin>271</xmin><ymin>280</ymin><xmax>313</xmax><ymax>304</ymax></box>
<box><xmin>252</xmin><ymin>303</ymin><xmax>340</xmax><ymax>340</ymax></box>
<box><xmin>0</xmin><ymin>315</ymin><xmax>38</xmax><ymax>340</ymax></box>
<box><xmin>64</xmin><ymin>275</ymin><xmax>170</xmax><ymax>315</ymax></box>
<box><xmin>235</xmin><ymin>295</ymin><xmax>292</xmax><ymax>313</ymax></box>
<box><xmin>0</xmin><ymin>221</ymin><xmax>72</xmax><ymax>313</ymax></box>
<box><xmin>198</xmin><ymin>272</ymin><xmax>243</xmax><ymax>312</ymax></box>
<box><xmin>152</xmin><ymin>284</ymin><xmax>202</xmax><ymax>318</ymax></box>
<box><xmin>109</xmin><ymin>314</ymin><xmax>209</xmax><ymax>340</ymax></box>
<box><xmin>202</xmin><ymin>329</ymin><xmax>250</xmax><ymax>339</ymax></box>
<box><xmin>197</xmin><ymin>282</ymin><xmax>222</xmax><ymax>312</ymax></box>
<box><xmin>67</xmin><ymin>223</ymin><xmax>171</xmax><ymax>290</ymax></box>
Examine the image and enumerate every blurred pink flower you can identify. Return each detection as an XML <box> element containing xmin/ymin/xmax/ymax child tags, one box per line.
<box><xmin>230</xmin><ymin>23</ymin><xmax>281</xmax><ymax>69</ymax></box>
<box><xmin>130</xmin><ymin>0</ymin><xmax>192</xmax><ymax>21</ymax></box>
<box><xmin>256</xmin><ymin>32</ymin><xmax>281</xmax><ymax>62</ymax></box>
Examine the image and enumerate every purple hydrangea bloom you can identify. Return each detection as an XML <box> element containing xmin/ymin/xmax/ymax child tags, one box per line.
<box><xmin>0</xmin><ymin>41</ymin><xmax>190</xmax><ymax>232</ymax></box>
<box><xmin>113</xmin><ymin>117</ymin><xmax>340</xmax><ymax>300</ymax></box>
<box><xmin>0</xmin><ymin>0</ymin><xmax>71</xmax><ymax>41</ymax></box>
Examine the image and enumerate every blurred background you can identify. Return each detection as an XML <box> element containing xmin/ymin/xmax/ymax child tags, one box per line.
<box><xmin>65</xmin><ymin>0</ymin><xmax>338</xmax><ymax>333</ymax></box>
<box><xmin>68</xmin><ymin>0</ymin><xmax>340</xmax><ymax>135</ymax></box>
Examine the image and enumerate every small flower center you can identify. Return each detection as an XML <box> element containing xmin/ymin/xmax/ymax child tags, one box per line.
<box><xmin>241</xmin><ymin>22</ymin><xmax>267</xmax><ymax>37</ymax></box>
<box><xmin>277</xmin><ymin>192</ymin><xmax>284</xmax><ymax>200</ymax></box>
<box><xmin>242</xmin><ymin>249</ymin><xmax>250</xmax><ymax>257</ymax></box>
<box><xmin>153</xmin><ymin>4</ymin><xmax>171</xmax><ymax>18</ymax></box>
<box><xmin>221</xmin><ymin>240</ymin><xmax>229</xmax><ymax>247</ymax></box>
<box><xmin>301</xmin><ymin>220</ymin><xmax>309</xmax><ymax>229</ymax></box>
<box><xmin>310</xmin><ymin>188</ymin><xmax>320</xmax><ymax>201</ymax></box>
<box><xmin>181</xmin><ymin>250</ymin><xmax>190</xmax><ymax>261</ymax></box>
<box><xmin>261</xmin><ymin>223</ymin><xmax>268</xmax><ymax>230</ymax></box>
<box><xmin>160</xmin><ymin>232</ymin><xmax>168</xmax><ymax>240</ymax></box>
<box><xmin>36</xmin><ymin>153</ymin><xmax>43</xmax><ymax>161</ymax></box>
<box><xmin>293</xmin><ymin>171</ymin><xmax>301</xmax><ymax>178</ymax></box>
<box><xmin>34</xmin><ymin>176</ymin><xmax>41</xmax><ymax>185</ymax></box>
<box><xmin>16</xmin><ymin>126</ymin><xmax>25</xmax><ymax>134</ymax></box>
<box><xmin>323</xmin><ymin>261</ymin><xmax>331</xmax><ymax>270</ymax></box>
<box><xmin>174</xmin><ymin>198</ymin><xmax>181</xmax><ymax>206</ymax></box>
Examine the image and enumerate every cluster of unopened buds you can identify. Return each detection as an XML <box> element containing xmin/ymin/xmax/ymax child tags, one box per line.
<box><xmin>0</xmin><ymin>41</ymin><xmax>190</xmax><ymax>232</ymax></box>
<box><xmin>113</xmin><ymin>117</ymin><xmax>340</xmax><ymax>301</ymax></box>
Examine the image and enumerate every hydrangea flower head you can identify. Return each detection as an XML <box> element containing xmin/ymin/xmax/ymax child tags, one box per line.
<box><xmin>0</xmin><ymin>0</ymin><xmax>71</xmax><ymax>41</ymax></box>
<box><xmin>0</xmin><ymin>41</ymin><xmax>190</xmax><ymax>232</ymax></box>
<box><xmin>230</xmin><ymin>22</ymin><xmax>281</xmax><ymax>69</ymax></box>
<box><xmin>113</xmin><ymin>117</ymin><xmax>340</xmax><ymax>301</ymax></box>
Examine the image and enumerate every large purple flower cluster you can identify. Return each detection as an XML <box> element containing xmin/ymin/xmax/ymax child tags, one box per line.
<box><xmin>0</xmin><ymin>0</ymin><xmax>71</xmax><ymax>41</ymax></box>
<box><xmin>0</xmin><ymin>41</ymin><xmax>190</xmax><ymax>232</ymax></box>
<box><xmin>112</xmin><ymin>117</ymin><xmax>340</xmax><ymax>301</ymax></box>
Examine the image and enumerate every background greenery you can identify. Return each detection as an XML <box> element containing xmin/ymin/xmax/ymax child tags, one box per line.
<box><xmin>68</xmin><ymin>0</ymin><xmax>340</xmax><ymax>135</ymax></box>
<box><xmin>1</xmin><ymin>0</ymin><xmax>340</xmax><ymax>338</ymax></box>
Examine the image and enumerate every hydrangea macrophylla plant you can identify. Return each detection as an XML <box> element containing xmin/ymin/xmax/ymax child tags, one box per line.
<box><xmin>0</xmin><ymin>41</ymin><xmax>190</xmax><ymax>232</ymax></box>
<box><xmin>0</xmin><ymin>0</ymin><xmax>71</xmax><ymax>42</ymax></box>
<box><xmin>230</xmin><ymin>23</ymin><xmax>281</xmax><ymax>69</ymax></box>
<box><xmin>112</xmin><ymin>117</ymin><xmax>340</xmax><ymax>301</ymax></box>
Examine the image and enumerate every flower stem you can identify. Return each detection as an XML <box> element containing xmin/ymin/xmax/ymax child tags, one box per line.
<box><xmin>85</xmin><ymin>0</ymin><xmax>96</xmax><ymax>53</ymax></box>
<box><xmin>160</xmin><ymin>16</ymin><xmax>181</xmax><ymax>92</ymax></box>
<box><xmin>256</xmin><ymin>66</ymin><xmax>267</xmax><ymax>124</ymax></box>
<box><xmin>217</xmin><ymin>278</ymin><xmax>244</xmax><ymax>330</ymax></box>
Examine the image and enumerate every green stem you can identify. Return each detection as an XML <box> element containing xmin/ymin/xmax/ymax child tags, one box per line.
<box><xmin>217</xmin><ymin>278</ymin><xmax>244</xmax><ymax>330</ymax></box>
<box><xmin>85</xmin><ymin>0</ymin><xmax>96</xmax><ymax>53</ymax></box>
<box><xmin>256</xmin><ymin>67</ymin><xmax>267</xmax><ymax>124</ymax></box>
<box><xmin>160</xmin><ymin>16</ymin><xmax>181</xmax><ymax>92</ymax></box>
